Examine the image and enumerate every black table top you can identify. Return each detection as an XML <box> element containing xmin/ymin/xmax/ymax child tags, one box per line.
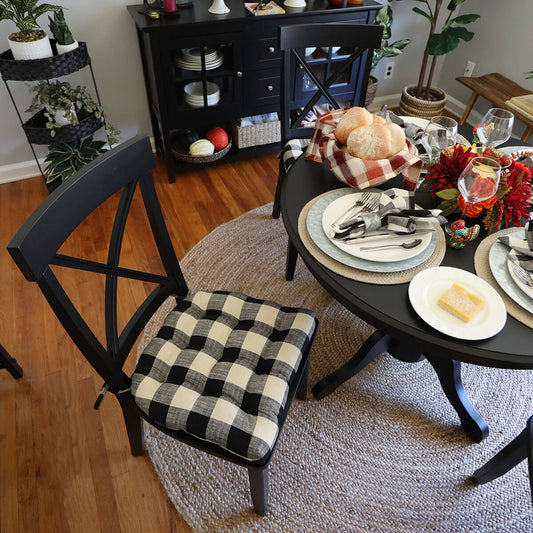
<box><xmin>280</xmin><ymin>137</ymin><xmax>533</xmax><ymax>370</ymax></box>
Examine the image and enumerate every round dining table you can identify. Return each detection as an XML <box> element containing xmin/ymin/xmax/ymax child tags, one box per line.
<box><xmin>280</xmin><ymin>138</ymin><xmax>533</xmax><ymax>444</ymax></box>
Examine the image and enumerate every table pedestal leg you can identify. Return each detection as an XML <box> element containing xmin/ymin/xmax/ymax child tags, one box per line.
<box><xmin>472</xmin><ymin>416</ymin><xmax>533</xmax><ymax>505</ymax></box>
<box><xmin>425</xmin><ymin>354</ymin><xmax>488</xmax><ymax>442</ymax></box>
<box><xmin>312</xmin><ymin>330</ymin><xmax>391</xmax><ymax>400</ymax></box>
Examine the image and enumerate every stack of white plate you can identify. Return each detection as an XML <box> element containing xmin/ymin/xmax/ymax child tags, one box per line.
<box><xmin>183</xmin><ymin>81</ymin><xmax>220</xmax><ymax>108</ymax></box>
<box><xmin>176</xmin><ymin>47</ymin><xmax>224</xmax><ymax>71</ymax></box>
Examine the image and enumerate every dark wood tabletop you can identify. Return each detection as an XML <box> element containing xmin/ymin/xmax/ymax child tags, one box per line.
<box><xmin>280</xmin><ymin>132</ymin><xmax>533</xmax><ymax>441</ymax></box>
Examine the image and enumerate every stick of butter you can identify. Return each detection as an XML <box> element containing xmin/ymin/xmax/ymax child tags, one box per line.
<box><xmin>438</xmin><ymin>283</ymin><xmax>485</xmax><ymax>322</ymax></box>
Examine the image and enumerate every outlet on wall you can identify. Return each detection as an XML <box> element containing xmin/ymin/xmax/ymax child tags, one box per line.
<box><xmin>384</xmin><ymin>61</ymin><xmax>395</xmax><ymax>79</ymax></box>
<box><xmin>464</xmin><ymin>61</ymin><xmax>475</xmax><ymax>77</ymax></box>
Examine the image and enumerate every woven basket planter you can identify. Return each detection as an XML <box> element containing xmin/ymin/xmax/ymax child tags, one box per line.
<box><xmin>0</xmin><ymin>41</ymin><xmax>89</xmax><ymax>81</ymax></box>
<box><xmin>398</xmin><ymin>85</ymin><xmax>447</xmax><ymax>119</ymax></box>
<box><xmin>22</xmin><ymin>109</ymin><xmax>103</xmax><ymax>145</ymax></box>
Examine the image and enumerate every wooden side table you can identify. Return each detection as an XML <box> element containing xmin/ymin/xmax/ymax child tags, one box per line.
<box><xmin>456</xmin><ymin>72</ymin><xmax>533</xmax><ymax>142</ymax></box>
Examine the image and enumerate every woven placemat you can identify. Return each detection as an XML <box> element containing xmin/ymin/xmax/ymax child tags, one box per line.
<box><xmin>474</xmin><ymin>227</ymin><xmax>533</xmax><ymax>329</ymax></box>
<box><xmin>298</xmin><ymin>191</ymin><xmax>446</xmax><ymax>284</ymax></box>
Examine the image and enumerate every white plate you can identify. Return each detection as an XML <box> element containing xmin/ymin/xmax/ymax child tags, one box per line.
<box><xmin>321</xmin><ymin>192</ymin><xmax>432</xmax><ymax>262</ymax></box>
<box><xmin>507</xmin><ymin>249</ymin><xmax>533</xmax><ymax>300</ymax></box>
<box><xmin>306</xmin><ymin>189</ymin><xmax>439</xmax><ymax>273</ymax></box>
<box><xmin>488</xmin><ymin>235</ymin><xmax>533</xmax><ymax>313</ymax></box>
<box><xmin>500</xmin><ymin>146</ymin><xmax>533</xmax><ymax>158</ymax></box>
<box><xmin>409</xmin><ymin>266</ymin><xmax>507</xmax><ymax>340</ymax></box>
<box><xmin>399</xmin><ymin>116</ymin><xmax>470</xmax><ymax>146</ymax></box>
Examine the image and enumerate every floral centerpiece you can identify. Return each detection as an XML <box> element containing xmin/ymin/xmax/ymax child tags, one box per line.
<box><xmin>420</xmin><ymin>144</ymin><xmax>533</xmax><ymax>234</ymax></box>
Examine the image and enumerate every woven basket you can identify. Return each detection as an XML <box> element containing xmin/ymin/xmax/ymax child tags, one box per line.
<box><xmin>398</xmin><ymin>85</ymin><xmax>447</xmax><ymax>119</ymax></box>
<box><xmin>230</xmin><ymin>119</ymin><xmax>280</xmax><ymax>149</ymax></box>
<box><xmin>172</xmin><ymin>139</ymin><xmax>232</xmax><ymax>163</ymax></box>
<box><xmin>22</xmin><ymin>109</ymin><xmax>103</xmax><ymax>145</ymax></box>
<box><xmin>0</xmin><ymin>41</ymin><xmax>89</xmax><ymax>81</ymax></box>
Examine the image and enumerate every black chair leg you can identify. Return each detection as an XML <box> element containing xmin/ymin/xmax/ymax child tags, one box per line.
<box><xmin>248</xmin><ymin>465</ymin><xmax>269</xmax><ymax>515</ymax></box>
<box><xmin>296</xmin><ymin>356</ymin><xmax>310</xmax><ymax>400</ymax></box>
<box><xmin>272</xmin><ymin>160</ymin><xmax>285</xmax><ymax>219</ymax></box>
<box><xmin>473</xmin><ymin>416</ymin><xmax>533</xmax><ymax>505</ymax></box>
<box><xmin>117</xmin><ymin>392</ymin><xmax>145</xmax><ymax>456</ymax></box>
<box><xmin>285</xmin><ymin>239</ymin><xmax>298</xmax><ymax>281</ymax></box>
<box><xmin>0</xmin><ymin>342</ymin><xmax>23</xmax><ymax>379</ymax></box>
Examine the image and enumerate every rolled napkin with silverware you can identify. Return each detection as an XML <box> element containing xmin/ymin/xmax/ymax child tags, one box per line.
<box><xmin>498</xmin><ymin>221</ymin><xmax>533</xmax><ymax>274</ymax></box>
<box><xmin>333</xmin><ymin>188</ymin><xmax>445</xmax><ymax>241</ymax></box>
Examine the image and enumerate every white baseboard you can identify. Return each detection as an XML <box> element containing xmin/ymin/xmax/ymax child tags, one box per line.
<box><xmin>0</xmin><ymin>158</ymin><xmax>45</xmax><ymax>185</ymax></box>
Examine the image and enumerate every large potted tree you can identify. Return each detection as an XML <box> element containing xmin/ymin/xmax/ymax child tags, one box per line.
<box><xmin>365</xmin><ymin>4</ymin><xmax>411</xmax><ymax>108</ymax></box>
<box><xmin>0</xmin><ymin>0</ymin><xmax>62</xmax><ymax>60</ymax></box>
<box><xmin>396</xmin><ymin>0</ymin><xmax>480</xmax><ymax>119</ymax></box>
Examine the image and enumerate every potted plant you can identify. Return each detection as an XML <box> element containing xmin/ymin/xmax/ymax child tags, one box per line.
<box><xmin>365</xmin><ymin>4</ymin><xmax>410</xmax><ymax>108</ymax></box>
<box><xmin>48</xmin><ymin>8</ymin><xmax>77</xmax><ymax>54</ymax></box>
<box><xmin>26</xmin><ymin>79</ymin><xmax>120</xmax><ymax>144</ymax></box>
<box><xmin>396</xmin><ymin>0</ymin><xmax>480</xmax><ymax>119</ymax></box>
<box><xmin>0</xmin><ymin>0</ymin><xmax>62</xmax><ymax>60</ymax></box>
<box><xmin>43</xmin><ymin>135</ymin><xmax>108</xmax><ymax>188</ymax></box>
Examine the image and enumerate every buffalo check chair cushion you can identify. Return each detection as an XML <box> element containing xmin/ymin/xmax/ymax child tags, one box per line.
<box><xmin>279</xmin><ymin>138</ymin><xmax>311</xmax><ymax>174</ymax></box>
<box><xmin>132</xmin><ymin>291</ymin><xmax>316</xmax><ymax>463</ymax></box>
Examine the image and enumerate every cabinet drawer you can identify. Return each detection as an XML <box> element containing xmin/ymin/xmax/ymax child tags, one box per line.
<box><xmin>246</xmin><ymin>68</ymin><xmax>280</xmax><ymax>105</ymax></box>
<box><xmin>252</xmin><ymin>35</ymin><xmax>281</xmax><ymax>69</ymax></box>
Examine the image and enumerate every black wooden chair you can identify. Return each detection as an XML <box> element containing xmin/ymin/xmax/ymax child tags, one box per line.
<box><xmin>270</xmin><ymin>22</ymin><xmax>383</xmax><ymax>279</ymax></box>
<box><xmin>473</xmin><ymin>416</ymin><xmax>533</xmax><ymax>505</ymax></box>
<box><xmin>0</xmin><ymin>342</ymin><xmax>22</xmax><ymax>379</ymax></box>
<box><xmin>7</xmin><ymin>135</ymin><xmax>317</xmax><ymax>516</ymax></box>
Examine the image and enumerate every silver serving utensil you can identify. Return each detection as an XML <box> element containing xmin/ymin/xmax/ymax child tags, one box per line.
<box><xmin>511</xmin><ymin>261</ymin><xmax>533</xmax><ymax>287</ymax></box>
<box><xmin>359</xmin><ymin>238</ymin><xmax>422</xmax><ymax>251</ymax></box>
<box><xmin>330</xmin><ymin>191</ymin><xmax>373</xmax><ymax>232</ymax></box>
<box><xmin>344</xmin><ymin>230</ymin><xmax>433</xmax><ymax>243</ymax></box>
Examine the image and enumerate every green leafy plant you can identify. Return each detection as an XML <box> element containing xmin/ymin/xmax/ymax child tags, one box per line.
<box><xmin>26</xmin><ymin>80</ymin><xmax>120</xmax><ymax>145</ymax></box>
<box><xmin>0</xmin><ymin>0</ymin><xmax>61</xmax><ymax>39</ymax></box>
<box><xmin>44</xmin><ymin>136</ymin><xmax>108</xmax><ymax>184</ymax></box>
<box><xmin>371</xmin><ymin>5</ymin><xmax>410</xmax><ymax>72</ymax></box>
<box><xmin>526</xmin><ymin>71</ymin><xmax>533</xmax><ymax>80</ymax></box>
<box><xmin>48</xmin><ymin>8</ymin><xmax>74</xmax><ymax>45</ymax></box>
<box><xmin>392</xmin><ymin>0</ymin><xmax>480</xmax><ymax>100</ymax></box>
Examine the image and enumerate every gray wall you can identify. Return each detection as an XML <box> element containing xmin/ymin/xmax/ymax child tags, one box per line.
<box><xmin>1</xmin><ymin>0</ymin><xmax>533</xmax><ymax>173</ymax></box>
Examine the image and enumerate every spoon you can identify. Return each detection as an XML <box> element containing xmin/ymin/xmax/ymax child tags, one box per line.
<box><xmin>360</xmin><ymin>238</ymin><xmax>423</xmax><ymax>251</ymax></box>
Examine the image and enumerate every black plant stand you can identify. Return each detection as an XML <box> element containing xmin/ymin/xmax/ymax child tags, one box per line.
<box><xmin>0</xmin><ymin>342</ymin><xmax>23</xmax><ymax>379</ymax></box>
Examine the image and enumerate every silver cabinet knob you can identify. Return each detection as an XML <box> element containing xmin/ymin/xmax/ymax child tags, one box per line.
<box><xmin>267</xmin><ymin>85</ymin><xmax>273</xmax><ymax>92</ymax></box>
<box><xmin>268</xmin><ymin>46</ymin><xmax>275</xmax><ymax>53</ymax></box>
<box><xmin>236</xmin><ymin>71</ymin><xmax>243</xmax><ymax>77</ymax></box>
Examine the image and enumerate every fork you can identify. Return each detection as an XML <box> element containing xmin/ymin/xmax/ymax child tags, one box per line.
<box><xmin>510</xmin><ymin>261</ymin><xmax>533</xmax><ymax>288</ymax></box>
<box><xmin>336</xmin><ymin>193</ymin><xmax>380</xmax><ymax>231</ymax></box>
<box><xmin>331</xmin><ymin>192</ymin><xmax>379</xmax><ymax>232</ymax></box>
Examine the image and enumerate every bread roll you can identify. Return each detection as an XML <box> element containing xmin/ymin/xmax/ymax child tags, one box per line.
<box><xmin>346</xmin><ymin>122</ymin><xmax>406</xmax><ymax>160</ymax></box>
<box><xmin>372</xmin><ymin>115</ymin><xmax>386</xmax><ymax>125</ymax></box>
<box><xmin>335</xmin><ymin>107</ymin><xmax>373</xmax><ymax>145</ymax></box>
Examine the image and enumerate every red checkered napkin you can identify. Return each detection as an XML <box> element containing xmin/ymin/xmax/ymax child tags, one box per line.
<box><xmin>305</xmin><ymin>109</ymin><xmax>423</xmax><ymax>192</ymax></box>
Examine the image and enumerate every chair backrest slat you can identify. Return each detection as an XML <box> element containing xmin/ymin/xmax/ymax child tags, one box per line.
<box><xmin>279</xmin><ymin>23</ymin><xmax>383</xmax><ymax>144</ymax></box>
<box><xmin>8</xmin><ymin>135</ymin><xmax>189</xmax><ymax>391</ymax></box>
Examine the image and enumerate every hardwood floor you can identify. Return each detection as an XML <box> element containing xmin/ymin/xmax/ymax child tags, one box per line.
<box><xmin>0</xmin><ymin>152</ymin><xmax>280</xmax><ymax>532</ymax></box>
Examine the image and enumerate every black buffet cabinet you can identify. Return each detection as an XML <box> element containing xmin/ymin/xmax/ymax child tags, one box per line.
<box><xmin>127</xmin><ymin>0</ymin><xmax>381</xmax><ymax>182</ymax></box>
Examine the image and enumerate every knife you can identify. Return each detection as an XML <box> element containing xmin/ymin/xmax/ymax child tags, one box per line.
<box><xmin>343</xmin><ymin>230</ymin><xmax>434</xmax><ymax>244</ymax></box>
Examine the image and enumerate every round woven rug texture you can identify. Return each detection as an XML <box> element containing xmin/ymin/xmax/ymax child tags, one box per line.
<box><xmin>139</xmin><ymin>204</ymin><xmax>533</xmax><ymax>533</ymax></box>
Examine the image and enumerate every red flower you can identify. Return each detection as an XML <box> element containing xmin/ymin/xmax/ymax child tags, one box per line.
<box><xmin>499</xmin><ymin>161</ymin><xmax>532</xmax><ymax>227</ymax></box>
<box><xmin>425</xmin><ymin>145</ymin><xmax>476</xmax><ymax>197</ymax></box>
<box><xmin>458</xmin><ymin>194</ymin><xmax>497</xmax><ymax>217</ymax></box>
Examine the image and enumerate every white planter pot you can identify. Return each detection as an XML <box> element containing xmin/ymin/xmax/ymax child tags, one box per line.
<box><xmin>51</xmin><ymin>105</ymin><xmax>77</xmax><ymax>126</ymax></box>
<box><xmin>8</xmin><ymin>33</ymin><xmax>53</xmax><ymax>60</ymax></box>
<box><xmin>56</xmin><ymin>41</ymin><xmax>79</xmax><ymax>55</ymax></box>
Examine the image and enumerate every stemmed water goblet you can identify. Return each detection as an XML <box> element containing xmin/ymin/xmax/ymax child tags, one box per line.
<box><xmin>420</xmin><ymin>115</ymin><xmax>458</xmax><ymax>165</ymax></box>
<box><xmin>476</xmin><ymin>108</ymin><xmax>514</xmax><ymax>149</ymax></box>
<box><xmin>445</xmin><ymin>156</ymin><xmax>502</xmax><ymax>241</ymax></box>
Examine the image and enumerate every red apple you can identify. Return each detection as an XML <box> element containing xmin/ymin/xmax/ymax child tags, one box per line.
<box><xmin>206</xmin><ymin>127</ymin><xmax>229</xmax><ymax>151</ymax></box>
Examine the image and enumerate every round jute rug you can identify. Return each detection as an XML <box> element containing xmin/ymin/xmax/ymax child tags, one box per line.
<box><xmin>139</xmin><ymin>204</ymin><xmax>533</xmax><ymax>533</ymax></box>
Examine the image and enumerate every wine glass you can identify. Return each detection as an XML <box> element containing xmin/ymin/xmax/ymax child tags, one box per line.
<box><xmin>445</xmin><ymin>157</ymin><xmax>501</xmax><ymax>238</ymax></box>
<box><xmin>476</xmin><ymin>108</ymin><xmax>514</xmax><ymax>148</ymax></box>
<box><xmin>420</xmin><ymin>116</ymin><xmax>458</xmax><ymax>164</ymax></box>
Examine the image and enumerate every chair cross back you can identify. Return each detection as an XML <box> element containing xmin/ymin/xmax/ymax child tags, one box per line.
<box><xmin>7</xmin><ymin>135</ymin><xmax>188</xmax><ymax>395</ymax></box>
<box><xmin>279</xmin><ymin>22</ymin><xmax>383</xmax><ymax>142</ymax></box>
